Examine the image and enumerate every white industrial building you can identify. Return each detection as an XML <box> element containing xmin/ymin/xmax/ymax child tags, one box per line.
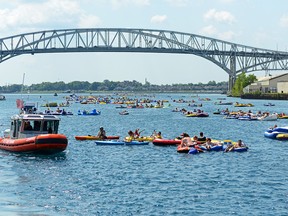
<box><xmin>243</xmin><ymin>73</ymin><xmax>288</xmax><ymax>94</ymax></box>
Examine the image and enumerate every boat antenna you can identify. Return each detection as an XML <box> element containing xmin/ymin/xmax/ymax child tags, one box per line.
<box><xmin>21</xmin><ymin>73</ymin><xmax>25</xmax><ymax>101</ymax></box>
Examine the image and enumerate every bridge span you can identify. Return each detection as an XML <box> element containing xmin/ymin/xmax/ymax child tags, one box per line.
<box><xmin>1</xmin><ymin>28</ymin><xmax>288</xmax><ymax>91</ymax></box>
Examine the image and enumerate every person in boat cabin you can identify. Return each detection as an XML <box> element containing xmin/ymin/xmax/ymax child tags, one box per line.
<box><xmin>24</xmin><ymin>121</ymin><xmax>33</xmax><ymax>130</ymax></box>
<box><xmin>34</xmin><ymin>121</ymin><xmax>41</xmax><ymax>131</ymax></box>
<box><xmin>180</xmin><ymin>133</ymin><xmax>192</xmax><ymax>148</ymax></box>
<box><xmin>97</xmin><ymin>127</ymin><xmax>107</xmax><ymax>140</ymax></box>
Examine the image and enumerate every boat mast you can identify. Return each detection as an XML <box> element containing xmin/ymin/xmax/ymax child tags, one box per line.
<box><xmin>20</xmin><ymin>73</ymin><xmax>25</xmax><ymax>102</ymax></box>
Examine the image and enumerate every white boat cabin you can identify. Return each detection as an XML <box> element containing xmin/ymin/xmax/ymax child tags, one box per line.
<box><xmin>7</xmin><ymin>114</ymin><xmax>61</xmax><ymax>139</ymax></box>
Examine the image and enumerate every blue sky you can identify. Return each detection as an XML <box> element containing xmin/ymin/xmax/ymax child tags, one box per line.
<box><xmin>1</xmin><ymin>0</ymin><xmax>288</xmax><ymax>86</ymax></box>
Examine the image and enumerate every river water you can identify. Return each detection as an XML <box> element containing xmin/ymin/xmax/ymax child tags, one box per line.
<box><xmin>0</xmin><ymin>93</ymin><xmax>287</xmax><ymax>216</ymax></box>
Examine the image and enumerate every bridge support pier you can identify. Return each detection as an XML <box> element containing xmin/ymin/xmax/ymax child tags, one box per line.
<box><xmin>228</xmin><ymin>74</ymin><xmax>236</xmax><ymax>94</ymax></box>
<box><xmin>228</xmin><ymin>56</ymin><xmax>237</xmax><ymax>94</ymax></box>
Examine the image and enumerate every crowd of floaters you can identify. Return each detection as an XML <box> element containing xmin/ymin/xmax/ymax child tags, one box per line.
<box><xmin>2</xmin><ymin>93</ymin><xmax>285</xmax><ymax>156</ymax></box>
<box><xmin>47</xmin><ymin>93</ymin><xmax>288</xmax><ymax>152</ymax></box>
<box><xmin>45</xmin><ymin>94</ymin><xmax>288</xmax><ymax>121</ymax></box>
<box><xmin>75</xmin><ymin>127</ymin><xmax>249</xmax><ymax>154</ymax></box>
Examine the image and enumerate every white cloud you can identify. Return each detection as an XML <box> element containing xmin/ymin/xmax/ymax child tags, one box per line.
<box><xmin>218</xmin><ymin>0</ymin><xmax>235</xmax><ymax>3</ymax></box>
<box><xmin>199</xmin><ymin>25</ymin><xmax>235</xmax><ymax>41</ymax></box>
<box><xmin>204</xmin><ymin>9</ymin><xmax>235</xmax><ymax>24</ymax></box>
<box><xmin>133</xmin><ymin>0</ymin><xmax>150</xmax><ymax>6</ymax></box>
<box><xmin>111</xmin><ymin>0</ymin><xmax>150</xmax><ymax>9</ymax></box>
<box><xmin>199</xmin><ymin>25</ymin><xmax>217</xmax><ymax>35</ymax></box>
<box><xmin>0</xmin><ymin>0</ymin><xmax>94</xmax><ymax>33</ymax></box>
<box><xmin>217</xmin><ymin>31</ymin><xmax>235</xmax><ymax>41</ymax></box>
<box><xmin>280</xmin><ymin>15</ymin><xmax>288</xmax><ymax>27</ymax></box>
<box><xmin>165</xmin><ymin>0</ymin><xmax>189</xmax><ymax>7</ymax></box>
<box><xmin>78</xmin><ymin>15</ymin><xmax>102</xmax><ymax>28</ymax></box>
<box><xmin>150</xmin><ymin>15</ymin><xmax>167</xmax><ymax>24</ymax></box>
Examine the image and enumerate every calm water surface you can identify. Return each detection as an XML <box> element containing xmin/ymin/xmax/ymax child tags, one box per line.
<box><xmin>0</xmin><ymin>93</ymin><xmax>287</xmax><ymax>216</ymax></box>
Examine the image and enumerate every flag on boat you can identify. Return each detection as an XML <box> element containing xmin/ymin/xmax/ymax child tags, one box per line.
<box><xmin>16</xmin><ymin>99</ymin><xmax>24</xmax><ymax>109</ymax></box>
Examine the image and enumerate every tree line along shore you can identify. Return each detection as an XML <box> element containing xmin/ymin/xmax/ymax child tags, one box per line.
<box><xmin>0</xmin><ymin>80</ymin><xmax>228</xmax><ymax>93</ymax></box>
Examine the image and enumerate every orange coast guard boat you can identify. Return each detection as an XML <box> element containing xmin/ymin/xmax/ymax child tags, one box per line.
<box><xmin>0</xmin><ymin>113</ymin><xmax>68</xmax><ymax>154</ymax></box>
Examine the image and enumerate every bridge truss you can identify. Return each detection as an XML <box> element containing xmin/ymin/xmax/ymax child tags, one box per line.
<box><xmin>1</xmin><ymin>28</ymin><xmax>288</xmax><ymax>91</ymax></box>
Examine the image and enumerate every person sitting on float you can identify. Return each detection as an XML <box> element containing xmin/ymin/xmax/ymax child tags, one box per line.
<box><xmin>197</xmin><ymin>132</ymin><xmax>206</xmax><ymax>142</ymax></box>
<box><xmin>179</xmin><ymin>133</ymin><xmax>193</xmax><ymax>148</ymax></box>
<box><xmin>192</xmin><ymin>136</ymin><xmax>198</xmax><ymax>144</ymax></box>
<box><xmin>235</xmin><ymin>139</ymin><xmax>245</xmax><ymax>148</ymax></box>
<box><xmin>204</xmin><ymin>138</ymin><xmax>221</xmax><ymax>149</ymax></box>
<box><xmin>225</xmin><ymin>139</ymin><xmax>245</xmax><ymax>152</ymax></box>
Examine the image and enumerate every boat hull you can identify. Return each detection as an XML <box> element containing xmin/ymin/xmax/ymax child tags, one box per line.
<box><xmin>0</xmin><ymin>134</ymin><xmax>68</xmax><ymax>154</ymax></box>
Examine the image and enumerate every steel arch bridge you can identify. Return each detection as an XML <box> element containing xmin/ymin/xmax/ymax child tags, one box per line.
<box><xmin>1</xmin><ymin>28</ymin><xmax>288</xmax><ymax>91</ymax></box>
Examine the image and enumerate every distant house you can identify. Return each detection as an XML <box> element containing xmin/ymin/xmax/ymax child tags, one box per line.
<box><xmin>243</xmin><ymin>73</ymin><xmax>288</xmax><ymax>94</ymax></box>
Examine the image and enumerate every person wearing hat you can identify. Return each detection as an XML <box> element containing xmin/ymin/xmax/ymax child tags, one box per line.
<box><xmin>97</xmin><ymin>127</ymin><xmax>107</xmax><ymax>140</ymax></box>
<box><xmin>179</xmin><ymin>133</ymin><xmax>192</xmax><ymax>148</ymax></box>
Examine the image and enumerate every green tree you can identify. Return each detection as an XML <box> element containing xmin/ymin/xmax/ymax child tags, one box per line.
<box><xmin>232</xmin><ymin>72</ymin><xmax>257</xmax><ymax>96</ymax></box>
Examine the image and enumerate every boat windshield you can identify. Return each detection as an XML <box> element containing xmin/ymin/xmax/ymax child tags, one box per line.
<box><xmin>43</xmin><ymin>120</ymin><xmax>59</xmax><ymax>134</ymax></box>
<box><xmin>22</xmin><ymin>120</ymin><xmax>59</xmax><ymax>133</ymax></box>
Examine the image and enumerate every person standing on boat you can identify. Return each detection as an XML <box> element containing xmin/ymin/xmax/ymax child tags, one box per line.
<box><xmin>97</xmin><ymin>127</ymin><xmax>107</xmax><ymax>140</ymax></box>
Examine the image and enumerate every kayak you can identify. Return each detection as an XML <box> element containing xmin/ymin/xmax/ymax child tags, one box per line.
<box><xmin>125</xmin><ymin>141</ymin><xmax>149</xmax><ymax>145</ymax></box>
<box><xmin>95</xmin><ymin>140</ymin><xmax>149</xmax><ymax>145</ymax></box>
<box><xmin>152</xmin><ymin>139</ymin><xmax>181</xmax><ymax>146</ymax></box>
<box><xmin>95</xmin><ymin>140</ymin><xmax>125</xmax><ymax>145</ymax></box>
<box><xmin>75</xmin><ymin>135</ymin><xmax>120</xmax><ymax>141</ymax></box>
<box><xmin>125</xmin><ymin>136</ymin><xmax>154</xmax><ymax>142</ymax></box>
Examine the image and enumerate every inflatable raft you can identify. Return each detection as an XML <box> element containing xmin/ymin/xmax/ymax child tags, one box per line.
<box><xmin>152</xmin><ymin>139</ymin><xmax>181</xmax><ymax>146</ymax></box>
<box><xmin>264</xmin><ymin>126</ymin><xmax>288</xmax><ymax>140</ymax></box>
<box><xmin>177</xmin><ymin>146</ymin><xmax>190</xmax><ymax>153</ymax></box>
